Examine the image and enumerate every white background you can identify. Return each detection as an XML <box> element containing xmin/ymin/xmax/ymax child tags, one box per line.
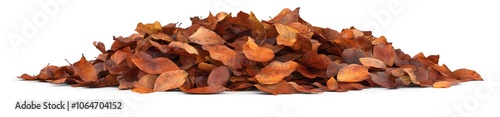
<box><xmin>1</xmin><ymin>0</ymin><xmax>499</xmax><ymax>117</ymax></box>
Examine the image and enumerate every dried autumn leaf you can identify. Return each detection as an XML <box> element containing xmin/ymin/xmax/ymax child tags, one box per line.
<box><xmin>73</xmin><ymin>55</ymin><xmax>98</xmax><ymax>82</ymax></box>
<box><xmin>254</xmin><ymin>80</ymin><xmax>296</xmax><ymax>95</ymax></box>
<box><xmin>453</xmin><ymin>68</ymin><xmax>483</xmax><ymax>81</ymax></box>
<box><xmin>132</xmin><ymin>57</ymin><xmax>180</xmax><ymax>74</ymax></box>
<box><xmin>207</xmin><ymin>66</ymin><xmax>230</xmax><ymax>86</ymax></box>
<box><xmin>93</xmin><ymin>41</ymin><xmax>106</xmax><ymax>53</ymax></box>
<box><xmin>337</xmin><ymin>64</ymin><xmax>370</xmax><ymax>82</ymax></box>
<box><xmin>188</xmin><ymin>26</ymin><xmax>226</xmax><ymax>45</ymax></box>
<box><xmin>201</xmin><ymin>44</ymin><xmax>241</xmax><ymax>70</ymax></box>
<box><xmin>181</xmin><ymin>85</ymin><xmax>225</xmax><ymax>94</ymax></box>
<box><xmin>275</xmin><ymin>23</ymin><xmax>299</xmax><ymax>46</ymax></box>
<box><xmin>18</xmin><ymin>74</ymin><xmax>36</xmax><ymax>80</ymax></box>
<box><xmin>370</xmin><ymin>72</ymin><xmax>397</xmax><ymax>88</ymax></box>
<box><xmin>373</xmin><ymin>44</ymin><xmax>397</xmax><ymax>66</ymax></box>
<box><xmin>133</xmin><ymin>74</ymin><xmax>158</xmax><ymax>90</ymax></box>
<box><xmin>255</xmin><ymin>61</ymin><xmax>299</xmax><ymax>84</ymax></box>
<box><xmin>359</xmin><ymin>57</ymin><xmax>387</xmax><ymax>69</ymax></box>
<box><xmin>242</xmin><ymin>37</ymin><xmax>275</xmax><ymax>62</ymax></box>
<box><xmin>167</xmin><ymin>41</ymin><xmax>199</xmax><ymax>55</ymax></box>
<box><xmin>153</xmin><ymin>70</ymin><xmax>189</xmax><ymax>92</ymax></box>
<box><xmin>341</xmin><ymin>48</ymin><xmax>367</xmax><ymax>65</ymax></box>
<box><xmin>432</xmin><ymin>81</ymin><xmax>451</xmax><ymax>88</ymax></box>
<box><xmin>135</xmin><ymin>21</ymin><xmax>162</xmax><ymax>35</ymax></box>
<box><xmin>288</xmin><ymin>82</ymin><xmax>323</xmax><ymax>94</ymax></box>
<box><xmin>327</xmin><ymin>77</ymin><xmax>339</xmax><ymax>90</ymax></box>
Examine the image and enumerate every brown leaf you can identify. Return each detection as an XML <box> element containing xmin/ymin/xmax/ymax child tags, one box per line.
<box><xmin>18</xmin><ymin>74</ymin><xmax>36</xmax><ymax>80</ymax></box>
<box><xmin>432</xmin><ymin>81</ymin><xmax>451</xmax><ymax>88</ymax></box>
<box><xmin>327</xmin><ymin>77</ymin><xmax>339</xmax><ymax>90</ymax></box>
<box><xmin>167</xmin><ymin>41</ymin><xmax>199</xmax><ymax>55</ymax></box>
<box><xmin>132</xmin><ymin>57</ymin><xmax>180</xmax><ymax>74</ymax></box>
<box><xmin>275</xmin><ymin>23</ymin><xmax>299</xmax><ymax>46</ymax></box>
<box><xmin>254</xmin><ymin>80</ymin><xmax>297</xmax><ymax>95</ymax></box>
<box><xmin>359</xmin><ymin>57</ymin><xmax>387</xmax><ymax>69</ymax></box>
<box><xmin>255</xmin><ymin>61</ymin><xmax>299</xmax><ymax>84</ymax></box>
<box><xmin>373</xmin><ymin>44</ymin><xmax>397</xmax><ymax>66</ymax></box>
<box><xmin>188</xmin><ymin>26</ymin><xmax>226</xmax><ymax>45</ymax></box>
<box><xmin>337</xmin><ymin>64</ymin><xmax>370</xmax><ymax>82</ymax></box>
<box><xmin>242</xmin><ymin>37</ymin><xmax>275</xmax><ymax>62</ymax></box>
<box><xmin>181</xmin><ymin>85</ymin><xmax>225</xmax><ymax>94</ymax></box>
<box><xmin>370</xmin><ymin>72</ymin><xmax>397</xmax><ymax>88</ymax></box>
<box><xmin>288</xmin><ymin>82</ymin><xmax>323</xmax><ymax>94</ymax></box>
<box><xmin>153</xmin><ymin>70</ymin><xmax>189</xmax><ymax>92</ymax></box>
<box><xmin>207</xmin><ymin>66</ymin><xmax>231</xmax><ymax>86</ymax></box>
<box><xmin>135</xmin><ymin>21</ymin><xmax>162</xmax><ymax>35</ymax></box>
<box><xmin>341</xmin><ymin>48</ymin><xmax>367</xmax><ymax>65</ymax></box>
<box><xmin>201</xmin><ymin>44</ymin><xmax>241</xmax><ymax>70</ymax></box>
<box><xmin>93</xmin><ymin>41</ymin><xmax>106</xmax><ymax>53</ymax></box>
<box><xmin>73</xmin><ymin>55</ymin><xmax>98</xmax><ymax>82</ymax></box>
<box><xmin>133</xmin><ymin>74</ymin><xmax>158</xmax><ymax>90</ymax></box>
<box><xmin>453</xmin><ymin>69</ymin><xmax>483</xmax><ymax>81</ymax></box>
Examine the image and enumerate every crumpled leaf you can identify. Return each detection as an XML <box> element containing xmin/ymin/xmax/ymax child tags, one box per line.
<box><xmin>72</xmin><ymin>55</ymin><xmax>98</xmax><ymax>82</ymax></box>
<box><xmin>135</xmin><ymin>21</ymin><xmax>162</xmax><ymax>35</ymax></box>
<box><xmin>275</xmin><ymin>23</ymin><xmax>299</xmax><ymax>46</ymax></box>
<box><xmin>255</xmin><ymin>61</ymin><xmax>299</xmax><ymax>84</ymax></box>
<box><xmin>153</xmin><ymin>70</ymin><xmax>189</xmax><ymax>92</ymax></box>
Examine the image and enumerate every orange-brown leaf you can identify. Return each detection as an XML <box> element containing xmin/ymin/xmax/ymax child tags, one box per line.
<box><xmin>73</xmin><ymin>55</ymin><xmax>98</xmax><ymax>82</ymax></box>
<box><xmin>132</xmin><ymin>57</ymin><xmax>180</xmax><ymax>74</ymax></box>
<box><xmin>135</xmin><ymin>21</ymin><xmax>162</xmax><ymax>35</ymax></box>
<box><xmin>373</xmin><ymin>44</ymin><xmax>397</xmax><ymax>66</ymax></box>
<box><xmin>359</xmin><ymin>57</ymin><xmax>387</xmax><ymax>69</ymax></box>
<box><xmin>153</xmin><ymin>70</ymin><xmax>189</xmax><ymax>92</ymax></box>
<box><xmin>188</xmin><ymin>26</ymin><xmax>226</xmax><ymax>45</ymax></box>
<box><xmin>337</xmin><ymin>64</ymin><xmax>369</xmax><ymax>82</ymax></box>
<box><xmin>255</xmin><ymin>61</ymin><xmax>299</xmax><ymax>84</ymax></box>
<box><xmin>453</xmin><ymin>68</ymin><xmax>483</xmax><ymax>81</ymax></box>
<box><xmin>242</xmin><ymin>37</ymin><xmax>275</xmax><ymax>62</ymax></box>
<box><xmin>254</xmin><ymin>80</ymin><xmax>296</xmax><ymax>95</ymax></box>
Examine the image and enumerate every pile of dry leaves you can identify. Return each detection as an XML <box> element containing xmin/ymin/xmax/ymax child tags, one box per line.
<box><xmin>18</xmin><ymin>8</ymin><xmax>483</xmax><ymax>94</ymax></box>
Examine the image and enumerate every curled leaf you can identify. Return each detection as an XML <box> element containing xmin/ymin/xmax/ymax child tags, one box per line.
<box><xmin>242</xmin><ymin>37</ymin><xmax>275</xmax><ymax>62</ymax></box>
